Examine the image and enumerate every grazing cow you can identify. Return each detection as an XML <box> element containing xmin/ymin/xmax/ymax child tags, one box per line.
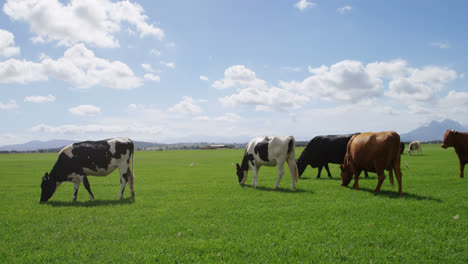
<box><xmin>408</xmin><ymin>141</ymin><xmax>422</xmax><ymax>155</ymax></box>
<box><xmin>340</xmin><ymin>131</ymin><xmax>403</xmax><ymax>195</ymax></box>
<box><xmin>40</xmin><ymin>138</ymin><xmax>135</xmax><ymax>203</ymax></box>
<box><xmin>296</xmin><ymin>133</ymin><xmax>369</xmax><ymax>178</ymax></box>
<box><xmin>441</xmin><ymin>130</ymin><xmax>468</xmax><ymax>178</ymax></box>
<box><xmin>236</xmin><ymin>136</ymin><xmax>299</xmax><ymax>189</ymax></box>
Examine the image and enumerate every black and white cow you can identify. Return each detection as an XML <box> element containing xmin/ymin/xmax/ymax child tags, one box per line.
<box><xmin>408</xmin><ymin>141</ymin><xmax>422</xmax><ymax>156</ymax></box>
<box><xmin>40</xmin><ymin>138</ymin><xmax>135</xmax><ymax>203</ymax></box>
<box><xmin>236</xmin><ymin>136</ymin><xmax>299</xmax><ymax>189</ymax></box>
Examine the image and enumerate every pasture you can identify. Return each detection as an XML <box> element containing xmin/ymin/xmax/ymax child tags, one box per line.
<box><xmin>0</xmin><ymin>144</ymin><xmax>466</xmax><ymax>263</ymax></box>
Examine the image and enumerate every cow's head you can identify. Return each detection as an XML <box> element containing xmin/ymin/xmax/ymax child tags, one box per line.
<box><xmin>339</xmin><ymin>164</ymin><xmax>352</xmax><ymax>186</ymax></box>
<box><xmin>441</xmin><ymin>129</ymin><xmax>456</xmax><ymax>149</ymax></box>
<box><xmin>340</xmin><ymin>154</ymin><xmax>353</xmax><ymax>186</ymax></box>
<box><xmin>40</xmin><ymin>172</ymin><xmax>56</xmax><ymax>203</ymax></box>
<box><xmin>236</xmin><ymin>163</ymin><xmax>244</xmax><ymax>183</ymax></box>
<box><xmin>296</xmin><ymin>159</ymin><xmax>306</xmax><ymax>178</ymax></box>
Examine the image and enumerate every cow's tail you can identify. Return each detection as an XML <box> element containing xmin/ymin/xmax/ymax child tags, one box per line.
<box><xmin>129</xmin><ymin>140</ymin><xmax>135</xmax><ymax>192</ymax></box>
<box><xmin>288</xmin><ymin>137</ymin><xmax>299</xmax><ymax>183</ymax></box>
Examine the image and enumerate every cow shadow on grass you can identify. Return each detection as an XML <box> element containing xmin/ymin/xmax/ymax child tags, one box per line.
<box><xmin>45</xmin><ymin>197</ymin><xmax>135</xmax><ymax>207</ymax></box>
<box><xmin>242</xmin><ymin>184</ymin><xmax>314</xmax><ymax>194</ymax></box>
<box><xmin>356</xmin><ymin>187</ymin><xmax>442</xmax><ymax>202</ymax></box>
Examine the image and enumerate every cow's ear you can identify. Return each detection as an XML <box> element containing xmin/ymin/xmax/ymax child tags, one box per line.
<box><xmin>236</xmin><ymin>163</ymin><xmax>240</xmax><ymax>169</ymax></box>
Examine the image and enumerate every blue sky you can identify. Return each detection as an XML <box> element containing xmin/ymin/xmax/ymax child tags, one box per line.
<box><xmin>0</xmin><ymin>0</ymin><xmax>467</xmax><ymax>145</ymax></box>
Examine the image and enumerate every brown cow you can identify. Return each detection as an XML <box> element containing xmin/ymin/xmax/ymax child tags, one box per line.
<box><xmin>441</xmin><ymin>130</ymin><xmax>468</xmax><ymax>178</ymax></box>
<box><xmin>340</xmin><ymin>131</ymin><xmax>403</xmax><ymax>195</ymax></box>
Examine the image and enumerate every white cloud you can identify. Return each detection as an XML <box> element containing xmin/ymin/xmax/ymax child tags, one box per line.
<box><xmin>24</xmin><ymin>94</ymin><xmax>56</xmax><ymax>103</ymax></box>
<box><xmin>212</xmin><ymin>65</ymin><xmax>265</xmax><ymax>90</ymax></box>
<box><xmin>0</xmin><ymin>59</ymin><xmax>47</xmax><ymax>83</ymax></box>
<box><xmin>0</xmin><ymin>100</ymin><xmax>18</xmax><ymax>110</ymax></box>
<box><xmin>169</xmin><ymin>96</ymin><xmax>204</xmax><ymax>116</ymax></box>
<box><xmin>366</xmin><ymin>59</ymin><xmax>408</xmax><ymax>79</ymax></box>
<box><xmin>219</xmin><ymin>86</ymin><xmax>309</xmax><ymax>112</ymax></box>
<box><xmin>337</xmin><ymin>5</ymin><xmax>352</xmax><ymax>14</ymax></box>
<box><xmin>144</xmin><ymin>73</ymin><xmax>160</xmax><ymax>82</ymax></box>
<box><xmin>282</xmin><ymin>66</ymin><xmax>302</xmax><ymax>72</ymax></box>
<box><xmin>0</xmin><ymin>44</ymin><xmax>142</xmax><ymax>89</ymax></box>
<box><xmin>69</xmin><ymin>104</ymin><xmax>101</xmax><ymax>116</ymax></box>
<box><xmin>31</xmin><ymin>123</ymin><xmax>162</xmax><ymax>135</ymax></box>
<box><xmin>294</xmin><ymin>0</ymin><xmax>316</xmax><ymax>11</ymax></box>
<box><xmin>214</xmin><ymin>113</ymin><xmax>241</xmax><ymax>122</ymax></box>
<box><xmin>215</xmin><ymin>60</ymin><xmax>459</xmax><ymax>112</ymax></box>
<box><xmin>215</xmin><ymin>65</ymin><xmax>309</xmax><ymax>112</ymax></box>
<box><xmin>385</xmin><ymin>65</ymin><xmax>458</xmax><ymax>102</ymax></box>
<box><xmin>150</xmin><ymin>49</ymin><xmax>161</xmax><ymax>56</ymax></box>
<box><xmin>299</xmin><ymin>60</ymin><xmax>384</xmax><ymax>102</ymax></box>
<box><xmin>3</xmin><ymin>0</ymin><xmax>164</xmax><ymax>48</ymax></box>
<box><xmin>200</xmin><ymin>75</ymin><xmax>209</xmax><ymax>81</ymax></box>
<box><xmin>160</xmin><ymin>61</ymin><xmax>175</xmax><ymax>69</ymax></box>
<box><xmin>308</xmin><ymin>65</ymin><xmax>329</xmax><ymax>75</ymax></box>
<box><xmin>431</xmin><ymin>42</ymin><xmax>450</xmax><ymax>49</ymax></box>
<box><xmin>0</xmin><ymin>29</ymin><xmax>20</xmax><ymax>57</ymax></box>
<box><xmin>142</xmin><ymin>63</ymin><xmax>154</xmax><ymax>72</ymax></box>
<box><xmin>193</xmin><ymin>116</ymin><xmax>210</xmax><ymax>121</ymax></box>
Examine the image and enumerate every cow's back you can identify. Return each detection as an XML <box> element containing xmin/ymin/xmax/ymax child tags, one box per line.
<box><xmin>247</xmin><ymin>136</ymin><xmax>294</xmax><ymax>166</ymax></box>
<box><xmin>347</xmin><ymin>131</ymin><xmax>400</xmax><ymax>172</ymax></box>
<box><xmin>55</xmin><ymin>138</ymin><xmax>133</xmax><ymax>177</ymax></box>
<box><xmin>300</xmin><ymin>134</ymin><xmax>356</xmax><ymax>165</ymax></box>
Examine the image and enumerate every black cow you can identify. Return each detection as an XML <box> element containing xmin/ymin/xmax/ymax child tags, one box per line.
<box><xmin>40</xmin><ymin>138</ymin><xmax>135</xmax><ymax>203</ymax></box>
<box><xmin>400</xmin><ymin>142</ymin><xmax>405</xmax><ymax>155</ymax></box>
<box><xmin>296</xmin><ymin>133</ymin><xmax>369</xmax><ymax>178</ymax></box>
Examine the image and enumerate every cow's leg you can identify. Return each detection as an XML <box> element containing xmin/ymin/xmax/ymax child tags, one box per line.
<box><xmin>316</xmin><ymin>166</ymin><xmax>322</xmax><ymax>178</ymax></box>
<box><xmin>287</xmin><ymin>158</ymin><xmax>297</xmax><ymax>190</ymax></box>
<box><xmin>252</xmin><ymin>166</ymin><xmax>260</xmax><ymax>188</ymax></box>
<box><xmin>118</xmin><ymin>169</ymin><xmax>130</xmax><ymax>199</ymax></box>
<box><xmin>353</xmin><ymin>170</ymin><xmax>360</xmax><ymax>190</ymax></box>
<box><xmin>316</xmin><ymin>165</ymin><xmax>322</xmax><ymax>178</ymax></box>
<box><xmin>388</xmin><ymin>168</ymin><xmax>395</xmax><ymax>186</ymax></box>
<box><xmin>72</xmin><ymin>181</ymin><xmax>80</xmax><ymax>201</ymax></box>
<box><xmin>324</xmin><ymin>163</ymin><xmax>332</xmax><ymax>178</ymax></box>
<box><xmin>128</xmin><ymin>168</ymin><xmax>135</xmax><ymax>197</ymax></box>
<box><xmin>364</xmin><ymin>171</ymin><xmax>369</xmax><ymax>178</ymax></box>
<box><xmin>82</xmin><ymin>175</ymin><xmax>95</xmax><ymax>200</ymax></box>
<box><xmin>274</xmin><ymin>163</ymin><xmax>285</xmax><ymax>189</ymax></box>
<box><xmin>374</xmin><ymin>169</ymin><xmax>386</xmax><ymax>193</ymax></box>
<box><xmin>459</xmin><ymin>161</ymin><xmax>465</xmax><ymax>178</ymax></box>
<box><xmin>394</xmin><ymin>166</ymin><xmax>403</xmax><ymax>195</ymax></box>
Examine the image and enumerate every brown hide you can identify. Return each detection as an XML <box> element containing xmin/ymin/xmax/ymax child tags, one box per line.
<box><xmin>340</xmin><ymin>131</ymin><xmax>403</xmax><ymax>195</ymax></box>
<box><xmin>441</xmin><ymin>130</ymin><xmax>468</xmax><ymax>178</ymax></box>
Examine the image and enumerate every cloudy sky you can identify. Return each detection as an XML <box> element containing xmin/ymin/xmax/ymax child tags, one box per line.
<box><xmin>0</xmin><ymin>0</ymin><xmax>467</xmax><ymax>145</ymax></box>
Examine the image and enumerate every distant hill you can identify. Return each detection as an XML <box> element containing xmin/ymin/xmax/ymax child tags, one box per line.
<box><xmin>2</xmin><ymin>119</ymin><xmax>466</xmax><ymax>151</ymax></box>
<box><xmin>0</xmin><ymin>139</ymin><xmax>168</xmax><ymax>152</ymax></box>
<box><xmin>0</xmin><ymin>139</ymin><xmax>243</xmax><ymax>152</ymax></box>
<box><xmin>0</xmin><ymin>139</ymin><xmax>75</xmax><ymax>152</ymax></box>
<box><xmin>400</xmin><ymin>119</ymin><xmax>467</xmax><ymax>142</ymax></box>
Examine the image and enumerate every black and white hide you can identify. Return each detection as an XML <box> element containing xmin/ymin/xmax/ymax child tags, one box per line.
<box><xmin>236</xmin><ymin>136</ymin><xmax>299</xmax><ymax>189</ymax></box>
<box><xmin>40</xmin><ymin>138</ymin><xmax>134</xmax><ymax>202</ymax></box>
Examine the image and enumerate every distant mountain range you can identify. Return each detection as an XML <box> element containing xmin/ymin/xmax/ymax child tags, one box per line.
<box><xmin>0</xmin><ymin>119</ymin><xmax>466</xmax><ymax>152</ymax></box>
<box><xmin>400</xmin><ymin>119</ymin><xmax>467</xmax><ymax>142</ymax></box>
<box><xmin>0</xmin><ymin>139</ymin><xmax>243</xmax><ymax>152</ymax></box>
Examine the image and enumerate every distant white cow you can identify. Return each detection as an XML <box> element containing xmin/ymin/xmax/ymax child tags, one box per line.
<box><xmin>408</xmin><ymin>141</ymin><xmax>422</xmax><ymax>156</ymax></box>
<box><xmin>236</xmin><ymin>136</ymin><xmax>299</xmax><ymax>189</ymax></box>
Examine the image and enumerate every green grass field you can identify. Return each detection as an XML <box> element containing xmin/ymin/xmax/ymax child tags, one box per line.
<box><xmin>0</xmin><ymin>144</ymin><xmax>466</xmax><ymax>263</ymax></box>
